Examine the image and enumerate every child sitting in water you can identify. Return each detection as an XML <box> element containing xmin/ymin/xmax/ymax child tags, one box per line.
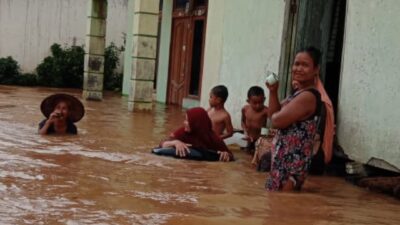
<box><xmin>241</xmin><ymin>86</ymin><xmax>269</xmax><ymax>153</ymax></box>
<box><xmin>152</xmin><ymin>107</ymin><xmax>234</xmax><ymax>162</ymax></box>
<box><xmin>207</xmin><ymin>85</ymin><xmax>234</xmax><ymax>139</ymax></box>
<box><xmin>251</xmin><ymin>129</ymin><xmax>276</xmax><ymax>172</ymax></box>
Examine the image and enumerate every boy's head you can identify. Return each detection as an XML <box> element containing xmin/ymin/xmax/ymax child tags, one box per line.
<box><xmin>209</xmin><ymin>85</ymin><xmax>228</xmax><ymax>107</ymax></box>
<box><xmin>247</xmin><ymin>86</ymin><xmax>266</xmax><ymax>112</ymax></box>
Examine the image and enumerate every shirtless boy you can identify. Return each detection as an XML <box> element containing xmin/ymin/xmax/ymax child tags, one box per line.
<box><xmin>241</xmin><ymin>86</ymin><xmax>269</xmax><ymax>151</ymax></box>
<box><xmin>207</xmin><ymin>85</ymin><xmax>234</xmax><ymax>139</ymax></box>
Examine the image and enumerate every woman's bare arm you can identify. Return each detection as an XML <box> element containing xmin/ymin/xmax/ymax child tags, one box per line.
<box><xmin>266</xmin><ymin>83</ymin><xmax>281</xmax><ymax>118</ymax></box>
<box><xmin>271</xmin><ymin>91</ymin><xmax>317</xmax><ymax>129</ymax></box>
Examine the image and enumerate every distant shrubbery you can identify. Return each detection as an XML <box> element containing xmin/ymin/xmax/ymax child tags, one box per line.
<box><xmin>36</xmin><ymin>44</ymin><xmax>85</xmax><ymax>88</ymax></box>
<box><xmin>0</xmin><ymin>56</ymin><xmax>38</xmax><ymax>86</ymax></box>
<box><xmin>104</xmin><ymin>42</ymin><xmax>123</xmax><ymax>91</ymax></box>
<box><xmin>15</xmin><ymin>73</ymin><xmax>38</xmax><ymax>86</ymax></box>
<box><xmin>0</xmin><ymin>42</ymin><xmax>123</xmax><ymax>91</ymax></box>
<box><xmin>0</xmin><ymin>56</ymin><xmax>20</xmax><ymax>85</ymax></box>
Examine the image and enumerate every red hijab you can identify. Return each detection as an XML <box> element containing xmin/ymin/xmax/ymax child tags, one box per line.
<box><xmin>172</xmin><ymin>107</ymin><xmax>232</xmax><ymax>156</ymax></box>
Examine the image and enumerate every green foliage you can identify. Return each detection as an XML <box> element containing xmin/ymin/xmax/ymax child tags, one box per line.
<box><xmin>104</xmin><ymin>42</ymin><xmax>123</xmax><ymax>91</ymax></box>
<box><xmin>1</xmin><ymin>42</ymin><xmax>123</xmax><ymax>90</ymax></box>
<box><xmin>0</xmin><ymin>57</ymin><xmax>38</xmax><ymax>86</ymax></box>
<box><xmin>0</xmin><ymin>56</ymin><xmax>20</xmax><ymax>84</ymax></box>
<box><xmin>15</xmin><ymin>73</ymin><xmax>38</xmax><ymax>86</ymax></box>
<box><xmin>36</xmin><ymin>43</ymin><xmax>84</xmax><ymax>88</ymax></box>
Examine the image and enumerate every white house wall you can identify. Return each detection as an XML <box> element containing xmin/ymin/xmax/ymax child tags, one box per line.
<box><xmin>201</xmin><ymin>0</ymin><xmax>286</xmax><ymax>128</ymax></box>
<box><xmin>338</xmin><ymin>0</ymin><xmax>400</xmax><ymax>169</ymax></box>
<box><xmin>0</xmin><ymin>0</ymin><xmax>128</xmax><ymax>72</ymax></box>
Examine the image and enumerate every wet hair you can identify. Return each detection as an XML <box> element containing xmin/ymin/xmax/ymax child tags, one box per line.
<box><xmin>211</xmin><ymin>85</ymin><xmax>229</xmax><ymax>102</ymax></box>
<box><xmin>298</xmin><ymin>46</ymin><xmax>321</xmax><ymax>67</ymax></box>
<box><xmin>247</xmin><ymin>86</ymin><xmax>265</xmax><ymax>99</ymax></box>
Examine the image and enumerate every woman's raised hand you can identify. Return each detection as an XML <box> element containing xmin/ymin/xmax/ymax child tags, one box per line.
<box><xmin>266</xmin><ymin>81</ymin><xmax>279</xmax><ymax>93</ymax></box>
<box><xmin>48</xmin><ymin>111</ymin><xmax>61</xmax><ymax>122</ymax></box>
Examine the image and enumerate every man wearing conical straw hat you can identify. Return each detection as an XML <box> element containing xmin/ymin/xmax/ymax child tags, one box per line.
<box><xmin>38</xmin><ymin>93</ymin><xmax>85</xmax><ymax>135</ymax></box>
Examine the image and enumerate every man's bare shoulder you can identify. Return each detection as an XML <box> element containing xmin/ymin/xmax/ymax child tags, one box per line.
<box><xmin>213</xmin><ymin>108</ymin><xmax>230</xmax><ymax>118</ymax></box>
<box><xmin>221</xmin><ymin>108</ymin><xmax>232</xmax><ymax>119</ymax></box>
<box><xmin>242</xmin><ymin>104</ymin><xmax>251</xmax><ymax>113</ymax></box>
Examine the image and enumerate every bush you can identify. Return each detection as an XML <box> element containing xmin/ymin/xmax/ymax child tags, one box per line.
<box><xmin>0</xmin><ymin>56</ymin><xmax>20</xmax><ymax>84</ymax></box>
<box><xmin>104</xmin><ymin>42</ymin><xmax>123</xmax><ymax>91</ymax></box>
<box><xmin>1</xmin><ymin>42</ymin><xmax>123</xmax><ymax>90</ymax></box>
<box><xmin>15</xmin><ymin>73</ymin><xmax>38</xmax><ymax>86</ymax></box>
<box><xmin>36</xmin><ymin>44</ymin><xmax>85</xmax><ymax>88</ymax></box>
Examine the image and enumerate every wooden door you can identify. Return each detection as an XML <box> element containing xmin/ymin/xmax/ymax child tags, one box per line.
<box><xmin>167</xmin><ymin>18</ymin><xmax>191</xmax><ymax>104</ymax></box>
<box><xmin>167</xmin><ymin>0</ymin><xmax>208</xmax><ymax>105</ymax></box>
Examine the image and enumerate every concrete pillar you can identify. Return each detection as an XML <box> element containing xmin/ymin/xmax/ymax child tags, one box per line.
<box><xmin>83</xmin><ymin>0</ymin><xmax>107</xmax><ymax>101</ymax></box>
<box><xmin>122</xmin><ymin>0</ymin><xmax>135</xmax><ymax>96</ymax></box>
<box><xmin>127</xmin><ymin>0</ymin><xmax>159</xmax><ymax>111</ymax></box>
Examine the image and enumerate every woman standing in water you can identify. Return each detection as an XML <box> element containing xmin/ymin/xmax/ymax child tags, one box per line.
<box><xmin>153</xmin><ymin>107</ymin><xmax>234</xmax><ymax>162</ymax></box>
<box><xmin>266</xmin><ymin>47</ymin><xmax>321</xmax><ymax>191</ymax></box>
<box><xmin>38</xmin><ymin>93</ymin><xmax>85</xmax><ymax>135</ymax></box>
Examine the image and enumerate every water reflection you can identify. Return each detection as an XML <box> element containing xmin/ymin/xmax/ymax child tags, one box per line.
<box><xmin>0</xmin><ymin>85</ymin><xmax>399</xmax><ymax>224</ymax></box>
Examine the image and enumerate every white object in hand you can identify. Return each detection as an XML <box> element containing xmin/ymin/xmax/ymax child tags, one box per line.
<box><xmin>266</xmin><ymin>71</ymin><xmax>279</xmax><ymax>85</ymax></box>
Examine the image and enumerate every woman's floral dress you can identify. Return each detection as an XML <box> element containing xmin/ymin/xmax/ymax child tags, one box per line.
<box><xmin>266</xmin><ymin>89</ymin><xmax>321</xmax><ymax>191</ymax></box>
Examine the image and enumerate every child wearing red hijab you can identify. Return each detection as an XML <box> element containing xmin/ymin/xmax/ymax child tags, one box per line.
<box><xmin>152</xmin><ymin>107</ymin><xmax>234</xmax><ymax>162</ymax></box>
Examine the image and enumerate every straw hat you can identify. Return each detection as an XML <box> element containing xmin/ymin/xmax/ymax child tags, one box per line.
<box><xmin>40</xmin><ymin>93</ymin><xmax>85</xmax><ymax>122</ymax></box>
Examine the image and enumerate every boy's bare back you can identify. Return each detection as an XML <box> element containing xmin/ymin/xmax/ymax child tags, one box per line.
<box><xmin>207</xmin><ymin>107</ymin><xmax>233</xmax><ymax>139</ymax></box>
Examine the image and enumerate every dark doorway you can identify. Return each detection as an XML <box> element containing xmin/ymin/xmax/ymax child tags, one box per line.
<box><xmin>167</xmin><ymin>0</ymin><xmax>208</xmax><ymax>105</ymax></box>
<box><xmin>188</xmin><ymin>19</ymin><xmax>204</xmax><ymax>96</ymax></box>
<box><xmin>279</xmin><ymin>0</ymin><xmax>346</xmax><ymax>116</ymax></box>
<box><xmin>286</xmin><ymin>0</ymin><xmax>346</xmax><ymax>116</ymax></box>
<box><xmin>324</xmin><ymin>0</ymin><xmax>346</xmax><ymax>116</ymax></box>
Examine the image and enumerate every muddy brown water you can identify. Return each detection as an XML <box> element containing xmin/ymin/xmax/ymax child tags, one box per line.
<box><xmin>0</xmin><ymin>85</ymin><xmax>399</xmax><ymax>225</ymax></box>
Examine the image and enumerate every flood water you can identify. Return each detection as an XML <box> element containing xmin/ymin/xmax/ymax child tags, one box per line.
<box><xmin>0</xmin><ymin>85</ymin><xmax>399</xmax><ymax>225</ymax></box>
